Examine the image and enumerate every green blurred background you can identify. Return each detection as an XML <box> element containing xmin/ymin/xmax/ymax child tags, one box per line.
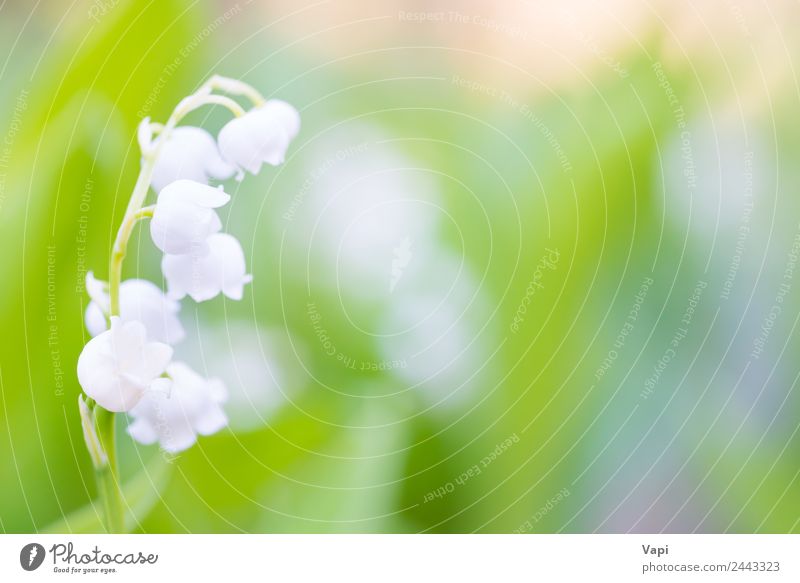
<box><xmin>1</xmin><ymin>0</ymin><xmax>800</xmax><ymax>533</ymax></box>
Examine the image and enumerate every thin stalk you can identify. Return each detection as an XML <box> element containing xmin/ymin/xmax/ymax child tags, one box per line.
<box><xmin>94</xmin><ymin>407</ymin><xmax>124</xmax><ymax>533</ymax></box>
<box><xmin>109</xmin><ymin>158</ymin><xmax>157</xmax><ymax>315</ymax></box>
<box><xmin>207</xmin><ymin>74</ymin><xmax>266</xmax><ymax>106</ymax></box>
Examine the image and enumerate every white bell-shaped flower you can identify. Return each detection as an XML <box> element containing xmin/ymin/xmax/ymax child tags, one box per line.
<box><xmin>84</xmin><ymin>272</ymin><xmax>185</xmax><ymax>344</ymax></box>
<box><xmin>127</xmin><ymin>361</ymin><xmax>228</xmax><ymax>453</ymax></box>
<box><xmin>77</xmin><ymin>317</ymin><xmax>173</xmax><ymax>413</ymax></box>
<box><xmin>150</xmin><ymin>179</ymin><xmax>230</xmax><ymax>255</ymax></box>
<box><xmin>217</xmin><ymin>100</ymin><xmax>299</xmax><ymax>177</ymax></box>
<box><xmin>150</xmin><ymin>126</ymin><xmax>235</xmax><ymax>192</ymax></box>
<box><xmin>258</xmin><ymin>99</ymin><xmax>301</xmax><ymax>140</ymax></box>
<box><xmin>161</xmin><ymin>232</ymin><xmax>252</xmax><ymax>302</ymax></box>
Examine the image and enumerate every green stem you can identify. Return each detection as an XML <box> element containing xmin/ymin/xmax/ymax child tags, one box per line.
<box><xmin>109</xmin><ymin>161</ymin><xmax>156</xmax><ymax>315</ymax></box>
<box><xmin>207</xmin><ymin>74</ymin><xmax>266</xmax><ymax>106</ymax></box>
<box><xmin>195</xmin><ymin>94</ymin><xmax>246</xmax><ymax>117</ymax></box>
<box><xmin>94</xmin><ymin>407</ymin><xmax>124</xmax><ymax>533</ymax></box>
<box><xmin>99</xmin><ymin>149</ymin><xmax>160</xmax><ymax>533</ymax></box>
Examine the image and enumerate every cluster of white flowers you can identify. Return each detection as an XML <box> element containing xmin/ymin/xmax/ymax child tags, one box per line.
<box><xmin>77</xmin><ymin>77</ymin><xmax>299</xmax><ymax>453</ymax></box>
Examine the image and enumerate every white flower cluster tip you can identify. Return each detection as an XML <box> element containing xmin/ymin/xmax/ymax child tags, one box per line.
<box><xmin>77</xmin><ymin>76</ymin><xmax>299</xmax><ymax>453</ymax></box>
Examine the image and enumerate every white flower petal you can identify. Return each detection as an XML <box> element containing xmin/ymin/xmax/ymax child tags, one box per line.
<box><xmin>150</xmin><ymin>180</ymin><xmax>229</xmax><ymax>255</ymax></box>
<box><xmin>85</xmin><ymin>272</ymin><xmax>112</xmax><ymax>337</ymax></box>
<box><xmin>159</xmin><ymin>179</ymin><xmax>230</xmax><ymax>208</ymax></box>
<box><xmin>140</xmin><ymin>342</ymin><xmax>174</xmax><ymax>381</ymax></box>
<box><xmin>161</xmin><ymin>421</ymin><xmax>198</xmax><ymax>453</ymax></box>
<box><xmin>150</xmin><ymin>126</ymin><xmax>234</xmax><ymax>192</ymax></box>
<box><xmin>150</xmin><ymin>200</ymin><xmax>218</xmax><ymax>255</ymax></box>
<box><xmin>113</xmin><ymin>318</ymin><xmax>148</xmax><ymax>354</ymax></box>
<box><xmin>127</xmin><ymin>360</ymin><xmax>228</xmax><ymax>452</ymax></box>
<box><xmin>127</xmin><ymin>418</ymin><xmax>158</xmax><ymax>444</ymax></box>
<box><xmin>77</xmin><ymin>317</ymin><xmax>172</xmax><ymax>412</ymax></box>
<box><xmin>260</xmin><ymin>99</ymin><xmax>301</xmax><ymax>140</ymax></box>
<box><xmin>85</xmin><ymin>272</ymin><xmax>108</xmax><ymax>309</ymax></box>
<box><xmin>162</xmin><ymin>233</ymin><xmax>251</xmax><ymax>302</ymax></box>
<box><xmin>217</xmin><ymin>106</ymin><xmax>293</xmax><ymax>176</ymax></box>
<box><xmin>206</xmin><ymin>378</ymin><xmax>228</xmax><ymax>403</ymax></box>
<box><xmin>120</xmin><ymin>280</ymin><xmax>185</xmax><ymax>344</ymax></box>
<box><xmin>149</xmin><ymin>377</ymin><xmax>173</xmax><ymax>394</ymax></box>
<box><xmin>151</xmin><ymin>151</ymin><xmax>207</xmax><ymax>194</ymax></box>
<box><xmin>85</xmin><ymin>302</ymin><xmax>107</xmax><ymax>337</ymax></box>
<box><xmin>194</xmin><ymin>406</ymin><xmax>227</xmax><ymax>435</ymax></box>
<box><xmin>84</xmin><ymin>278</ymin><xmax>185</xmax><ymax>344</ymax></box>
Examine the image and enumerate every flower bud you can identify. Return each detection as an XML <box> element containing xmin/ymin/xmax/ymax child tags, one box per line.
<box><xmin>78</xmin><ymin>395</ymin><xmax>107</xmax><ymax>469</ymax></box>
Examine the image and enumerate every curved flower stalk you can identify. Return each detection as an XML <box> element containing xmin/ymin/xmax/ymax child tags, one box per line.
<box><xmin>76</xmin><ymin>75</ymin><xmax>299</xmax><ymax>532</ymax></box>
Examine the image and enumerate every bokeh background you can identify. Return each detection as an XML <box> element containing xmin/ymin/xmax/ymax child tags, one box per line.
<box><xmin>1</xmin><ymin>0</ymin><xmax>800</xmax><ymax>533</ymax></box>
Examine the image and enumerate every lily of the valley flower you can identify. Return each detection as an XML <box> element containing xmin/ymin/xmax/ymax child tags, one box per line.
<box><xmin>162</xmin><ymin>232</ymin><xmax>252</xmax><ymax>302</ymax></box>
<box><xmin>77</xmin><ymin>317</ymin><xmax>173</xmax><ymax>413</ymax></box>
<box><xmin>258</xmin><ymin>99</ymin><xmax>301</xmax><ymax>140</ymax></box>
<box><xmin>150</xmin><ymin>126</ymin><xmax>235</xmax><ymax>192</ymax></box>
<box><xmin>84</xmin><ymin>272</ymin><xmax>185</xmax><ymax>344</ymax></box>
<box><xmin>217</xmin><ymin>100</ymin><xmax>300</xmax><ymax>177</ymax></box>
<box><xmin>127</xmin><ymin>361</ymin><xmax>228</xmax><ymax>453</ymax></box>
<box><xmin>150</xmin><ymin>179</ymin><xmax>230</xmax><ymax>255</ymax></box>
<box><xmin>76</xmin><ymin>76</ymin><xmax>298</xmax><ymax>533</ymax></box>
